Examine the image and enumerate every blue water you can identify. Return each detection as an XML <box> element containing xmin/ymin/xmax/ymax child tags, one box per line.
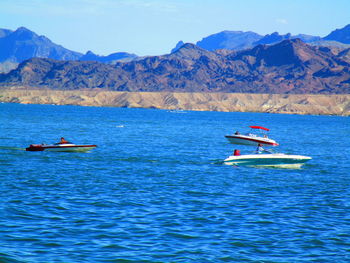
<box><xmin>1</xmin><ymin>103</ymin><xmax>349</xmax><ymax>263</ymax></box>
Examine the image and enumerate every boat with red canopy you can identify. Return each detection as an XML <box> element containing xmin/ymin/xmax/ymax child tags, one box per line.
<box><xmin>225</xmin><ymin>126</ymin><xmax>279</xmax><ymax>146</ymax></box>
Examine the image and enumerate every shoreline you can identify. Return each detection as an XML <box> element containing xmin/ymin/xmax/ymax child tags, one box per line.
<box><xmin>0</xmin><ymin>88</ymin><xmax>349</xmax><ymax>116</ymax></box>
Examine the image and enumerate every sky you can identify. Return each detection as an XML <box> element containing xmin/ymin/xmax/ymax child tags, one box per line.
<box><xmin>1</xmin><ymin>0</ymin><xmax>350</xmax><ymax>56</ymax></box>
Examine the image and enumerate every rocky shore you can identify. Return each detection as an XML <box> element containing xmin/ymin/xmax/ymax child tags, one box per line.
<box><xmin>0</xmin><ymin>88</ymin><xmax>349</xmax><ymax>116</ymax></box>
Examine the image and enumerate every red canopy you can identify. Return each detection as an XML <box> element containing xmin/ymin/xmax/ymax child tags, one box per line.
<box><xmin>249</xmin><ymin>126</ymin><xmax>270</xmax><ymax>131</ymax></box>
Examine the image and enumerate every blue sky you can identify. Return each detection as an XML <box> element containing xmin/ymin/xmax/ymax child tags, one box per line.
<box><xmin>1</xmin><ymin>0</ymin><xmax>350</xmax><ymax>56</ymax></box>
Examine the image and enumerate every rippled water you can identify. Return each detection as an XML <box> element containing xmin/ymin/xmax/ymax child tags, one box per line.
<box><xmin>1</xmin><ymin>103</ymin><xmax>350</xmax><ymax>262</ymax></box>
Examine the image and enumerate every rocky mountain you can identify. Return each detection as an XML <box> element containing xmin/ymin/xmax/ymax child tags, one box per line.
<box><xmin>1</xmin><ymin>39</ymin><xmax>349</xmax><ymax>94</ymax></box>
<box><xmin>324</xmin><ymin>24</ymin><xmax>350</xmax><ymax>44</ymax></box>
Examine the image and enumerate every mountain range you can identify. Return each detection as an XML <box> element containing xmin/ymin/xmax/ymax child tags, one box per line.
<box><xmin>1</xmin><ymin>24</ymin><xmax>350</xmax><ymax>73</ymax></box>
<box><xmin>1</xmin><ymin>38</ymin><xmax>349</xmax><ymax>94</ymax></box>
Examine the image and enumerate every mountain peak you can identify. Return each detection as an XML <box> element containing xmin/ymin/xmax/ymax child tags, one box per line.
<box><xmin>171</xmin><ymin>40</ymin><xmax>185</xmax><ymax>53</ymax></box>
<box><xmin>268</xmin><ymin>38</ymin><xmax>318</xmax><ymax>65</ymax></box>
<box><xmin>85</xmin><ymin>50</ymin><xmax>96</xmax><ymax>55</ymax></box>
<box><xmin>255</xmin><ymin>32</ymin><xmax>292</xmax><ymax>45</ymax></box>
<box><xmin>239</xmin><ymin>38</ymin><xmax>314</xmax><ymax>67</ymax></box>
<box><xmin>282</xmin><ymin>38</ymin><xmax>304</xmax><ymax>45</ymax></box>
<box><xmin>168</xmin><ymin>43</ymin><xmax>214</xmax><ymax>60</ymax></box>
<box><xmin>16</xmin><ymin>26</ymin><xmax>31</xmax><ymax>32</ymax></box>
<box><xmin>12</xmin><ymin>27</ymin><xmax>37</xmax><ymax>40</ymax></box>
<box><xmin>270</xmin><ymin>38</ymin><xmax>310</xmax><ymax>52</ymax></box>
<box><xmin>15</xmin><ymin>27</ymin><xmax>35</xmax><ymax>35</ymax></box>
<box><xmin>178</xmin><ymin>43</ymin><xmax>197</xmax><ymax>50</ymax></box>
<box><xmin>171</xmin><ymin>43</ymin><xmax>201</xmax><ymax>55</ymax></box>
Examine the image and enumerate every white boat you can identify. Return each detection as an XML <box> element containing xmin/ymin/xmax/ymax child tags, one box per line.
<box><xmin>224</xmin><ymin>150</ymin><xmax>311</xmax><ymax>168</ymax></box>
<box><xmin>225</xmin><ymin>126</ymin><xmax>279</xmax><ymax>146</ymax></box>
<box><xmin>26</xmin><ymin>143</ymin><xmax>97</xmax><ymax>152</ymax></box>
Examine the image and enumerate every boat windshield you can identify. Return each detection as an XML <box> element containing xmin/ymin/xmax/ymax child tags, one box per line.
<box><xmin>54</xmin><ymin>142</ymin><xmax>73</xmax><ymax>145</ymax></box>
<box><xmin>248</xmin><ymin>127</ymin><xmax>269</xmax><ymax>138</ymax></box>
<box><xmin>253</xmin><ymin>148</ymin><xmax>276</xmax><ymax>154</ymax></box>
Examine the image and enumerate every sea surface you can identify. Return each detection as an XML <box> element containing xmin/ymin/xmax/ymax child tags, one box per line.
<box><xmin>0</xmin><ymin>103</ymin><xmax>349</xmax><ymax>263</ymax></box>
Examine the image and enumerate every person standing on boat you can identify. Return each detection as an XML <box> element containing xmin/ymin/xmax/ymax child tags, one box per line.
<box><xmin>256</xmin><ymin>143</ymin><xmax>264</xmax><ymax>153</ymax></box>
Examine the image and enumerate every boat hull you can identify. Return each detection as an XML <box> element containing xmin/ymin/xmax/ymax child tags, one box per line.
<box><xmin>26</xmin><ymin>144</ymin><xmax>97</xmax><ymax>152</ymax></box>
<box><xmin>225</xmin><ymin>135</ymin><xmax>279</xmax><ymax>146</ymax></box>
<box><xmin>224</xmin><ymin>153</ymin><xmax>311</xmax><ymax>168</ymax></box>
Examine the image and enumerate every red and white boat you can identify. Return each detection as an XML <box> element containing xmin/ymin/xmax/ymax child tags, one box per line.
<box><xmin>225</xmin><ymin>126</ymin><xmax>279</xmax><ymax>146</ymax></box>
<box><xmin>26</xmin><ymin>143</ymin><xmax>97</xmax><ymax>152</ymax></box>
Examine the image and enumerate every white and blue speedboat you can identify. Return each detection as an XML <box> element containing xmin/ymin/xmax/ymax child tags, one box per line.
<box><xmin>224</xmin><ymin>150</ymin><xmax>311</xmax><ymax>168</ymax></box>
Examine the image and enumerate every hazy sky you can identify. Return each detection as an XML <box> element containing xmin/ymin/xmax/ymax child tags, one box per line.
<box><xmin>1</xmin><ymin>0</ymin><xmax>350</xmax><ymax>56</ymax></box>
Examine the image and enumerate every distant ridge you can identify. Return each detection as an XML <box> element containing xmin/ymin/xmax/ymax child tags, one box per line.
<box><xmin>324</xmin><ymin>24</ymin><xmax>350</xmax><ymax>44</ymax></box>
<box><xmin>80</xmin><ymin>50</ymin><xmax>138</xmax><ymax>63</ymax></box>
<box><xmin>0</xmin><ymin>27</ymin><xmax>82</xmax><ymax>73</ymax></box>
<box><xmin>196</xmin><ymin>31</ymin><xmax>262</xmax><ymax>51</ymax></box>
<box><xmin>171</xmin><ymin>25</ymin><xmax>350</xmax><ymax>53</ymax></box>
<box><xmin>0</xmin><ymin>27</ymin><xmax>82</xmax><ymax>62</ymax></box>
<box><xmin>0</xmin><ymin>27</ymin><xmax>138</xmax><ymax>73</ymax></box>
<box><xmin>254</xmin><ymin>32</ymin><xmax>321</xmax><ymax>45</ymax></box>
<box><xmin>194</xmin><ymin>31</ymin><xmax>327</xmax><ymax>52</ymax></box>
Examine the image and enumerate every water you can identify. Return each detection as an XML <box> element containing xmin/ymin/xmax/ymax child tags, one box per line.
<box><xmin>1</xmin><ymin>103</ymin><xmax>349</xmax><ymax>263</ymax></box>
